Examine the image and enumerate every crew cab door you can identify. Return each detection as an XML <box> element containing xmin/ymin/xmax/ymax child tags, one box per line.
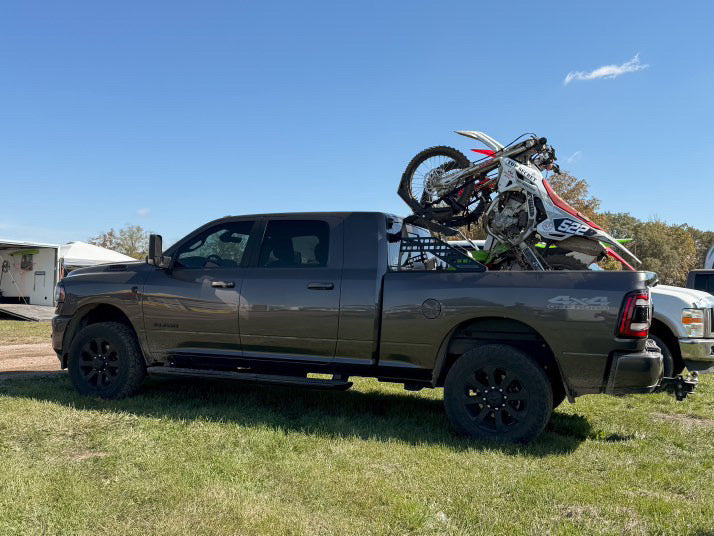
<box><xmin>142</xmin><ymin>219</ymin><xmax>257</xmax><ymax>360</ymax></box>
<box><xmin>239</xmin><ymin>217</ymin><xmax>343</xmax><ymax>361</ymax></box>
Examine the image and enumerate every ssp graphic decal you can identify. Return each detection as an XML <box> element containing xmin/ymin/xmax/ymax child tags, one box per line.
<box><xmin>553</xmin><ymin>218</ymin><xmax>596</xmax><ymax>237</ymax></box>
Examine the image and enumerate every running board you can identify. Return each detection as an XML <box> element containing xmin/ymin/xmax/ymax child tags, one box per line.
<box><xmin>146</xmin><ymin>366</ymin><xmax>353</xmax><ymax>390</ymax></box>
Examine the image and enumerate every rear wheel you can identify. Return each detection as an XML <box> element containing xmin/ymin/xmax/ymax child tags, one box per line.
<box><xmin>443</xmin><ymin>344</ymin><xmax>553</xmax><ymax>443</ymax></box>
<box><xmin>400</xmin><ymin>146</ymin><xmax>473</xmax><ymax>214</ymax></box>
<box><xmin>68</xmin><ymin>322</ymin><xmax>146</xmax><ymax>399</ymax></box>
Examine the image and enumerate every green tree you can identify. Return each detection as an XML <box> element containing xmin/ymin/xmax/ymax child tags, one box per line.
<box><xmin>682</xmin><ymin>225</ymin><xmax>714</xmax><ymax>269</ymax></box>
<box><xmin>601</xmin><ymin>212</ymin><xmax>639</xmax><ymax>239</ymax></box>
<box><xmin>630</xmin><ymin>220</ymin><xmax>697</xmax><ymax>286</ymax></box>
<box><xmin>88</xmin><ymin>228</ymin><xmax>119</xmax><ymax>251</ymax></box>
<box><xmin>89</xmin><ymin>225</ymin><xmax>150</xmax><ymax>260</ymax></box>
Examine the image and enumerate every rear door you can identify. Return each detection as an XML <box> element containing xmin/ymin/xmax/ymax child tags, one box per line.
<box><xmin>142</xmin><ymin>219</ymin><xmax>256</xmax><ymax>359</ymax></box>
<box><xmin>239</xmin><ymin>217</ymin><xmax>343</xmax><ymax>361</ymax></box>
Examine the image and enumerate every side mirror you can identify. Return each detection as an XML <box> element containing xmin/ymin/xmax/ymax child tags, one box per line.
<box><xmin>148</xmin><ymin>234</ymin><xmax>169</xmax><ymax>268</ymax></box>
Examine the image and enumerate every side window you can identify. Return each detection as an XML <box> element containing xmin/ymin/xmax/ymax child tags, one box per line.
<box><xmin>258</xmin><ymin>220</ymin><xmax>329</xmax><ymax>268</ymax></box>
<box><xmin>174</xmin><ymin>221</ymin><xmax>254</xmax><ymax>269</ymax></box>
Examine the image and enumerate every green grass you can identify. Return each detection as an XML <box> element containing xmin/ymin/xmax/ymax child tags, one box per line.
<box><xmin>0</xmin><ymin>371</ymin><xmax>712</xmax><ymax>535</ymax></box>
<box><xmin>0</xmin><ymin>319</ymin><xmax>52</xmax><ymax>344</ymax></box>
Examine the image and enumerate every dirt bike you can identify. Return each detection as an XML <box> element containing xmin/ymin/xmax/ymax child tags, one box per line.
<box><xmin>398</xmin><ymin>131</ymin><xmax>640</xmax><ymax>271</ymax></box>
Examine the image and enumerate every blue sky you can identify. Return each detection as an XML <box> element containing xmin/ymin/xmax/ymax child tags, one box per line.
<box><xmin>1</xmin><ymin>1</ymin><xmax>713</xmax><ymax>246</ymax></box>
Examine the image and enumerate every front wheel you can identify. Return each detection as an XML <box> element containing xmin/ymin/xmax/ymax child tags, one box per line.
<box><xmin>443</xmin><ymin>344</ymin><xmax>553</xmax><ymax>443</ymax></box>
<box><xmin>399</xmin><ymin>146</ymin><xmax>473</xmax><ymax>214</ymax></box>
<box><xmin>67</xmin><ymin>322</ymin><xmax>146</xmax><ymax>399</ymax></box>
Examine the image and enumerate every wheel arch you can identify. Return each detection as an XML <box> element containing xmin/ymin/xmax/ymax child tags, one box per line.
<box><xmin>432</xmin><ymin>316</ymin><xmax>572</xmax><ymax>402</ymax></box>
<box><xmin>60</xmin><ymin>302</ymin><xmax>142</xmax><ymax>368</ymax></box>
<box><xmin>649</xmin><ymin>317</ymin><xmax>684</xmax><ymax>371</ymax></box>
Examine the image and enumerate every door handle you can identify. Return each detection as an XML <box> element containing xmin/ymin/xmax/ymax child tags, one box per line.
<box><xmin>211</xmin><ymin>281</ymin><xmax>235</xmax><ymax>288</ymax></box>
<box><xmin>307</xmin><ymin>282</ymin><xmax>334</xmax><ymax>290</ymax></box>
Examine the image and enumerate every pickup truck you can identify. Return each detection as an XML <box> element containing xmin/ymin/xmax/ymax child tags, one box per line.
<box><xmin>687</xmin><ymin>270</ymin><xmax>714</xmax><ymax>295</ymax></box>
<box><xmin>649</xmin><ymin>284</ymin><xmax>714</xmax><ymax>376</ymax></box>
<box><xmin>52</xmin><ymin>212</ymin><xmax>690</xmax><ymax>443</ymax></box>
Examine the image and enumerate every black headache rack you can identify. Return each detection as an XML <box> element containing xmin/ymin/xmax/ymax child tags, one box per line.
<box><xmin>398</xmin><ymin>235</ymin><xmax>486</xmax><ymax>272</ymax></box>
<box><xmin>390</xmin><ymin>215</ymin><xmax>486</xmax><ymax>273</ymax></box>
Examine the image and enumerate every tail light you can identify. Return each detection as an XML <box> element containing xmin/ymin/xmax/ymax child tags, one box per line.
<box><xmin>617</xmin><ymin>289</ymin><xmax>651</xmax><ymax>338</ymax></box>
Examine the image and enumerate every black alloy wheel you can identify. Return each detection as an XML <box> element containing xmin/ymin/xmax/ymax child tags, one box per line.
<box><xmin>444</xmin><ymin>344</ymin><xmax>553</xmax><ymax>443</ymax></box>
<box><xmin>68</xmin><ymin>322</ymin><xmax>146</xmax><ymax>399</ymax></box>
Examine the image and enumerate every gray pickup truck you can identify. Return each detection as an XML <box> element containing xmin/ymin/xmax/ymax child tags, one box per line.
<box><xmin>52</xmin><ymin>212</ymin><xmax>693</xmax><ymax>443</ymax></box>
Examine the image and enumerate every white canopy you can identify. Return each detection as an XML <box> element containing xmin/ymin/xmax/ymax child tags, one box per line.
<box><xmin>59</xmin><ymin>241</ymin><xmax>136</xmax><ymax>267</ymax></box>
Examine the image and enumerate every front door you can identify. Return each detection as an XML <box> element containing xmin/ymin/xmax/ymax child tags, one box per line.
<box><xmin>142</xmin><ymin>219</ymin><xmax>255</xmax><ymax>360</ymax></box>
<box><xmin>239</xmin><ymin>217</ymin><xmax>343</xmax><ymax>361</ymax></box>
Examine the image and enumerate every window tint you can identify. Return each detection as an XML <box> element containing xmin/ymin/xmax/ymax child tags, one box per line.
<box><xmin>174</xmin><ymin>221</ymin><xmax>254</xmax><ymax>269</ymax></box>
<box><xmin>694</xmin><ymin>274</ymin><xmax>714</xmax><ymax>294</ymax></box>
<box><xmin>258</xmin><ymin>220</ymin><xmax>329</xmax><ymax>268</ymax></box>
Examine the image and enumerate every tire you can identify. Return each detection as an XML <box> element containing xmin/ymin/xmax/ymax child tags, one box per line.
<box><xmin>68</xmin><ymin>322</ymin><xmax>146</xmax><ymax>399</ymax></box>
<box><xmin>400</xmin><ymin>146</ymin><xmax>473</xmax><ymax>212</ymax></box>
<box><xmin>552</xmin><ymin>387</ymin><xmax>567</xmax><ymax>409</ymax></box>
<box><xmin>649</xmin><ymin>334</ymin><xmax>683</xmax><ymax>377</ymax></box>
<box><xmin>443</xmin><ymin>344</ymin><xmax>553</xmax><ymax>443</ymax></box>
<box><xmin>545</xmin><ymin>253</ymin><xmax>589</xmax><ymax>271</ymax></box>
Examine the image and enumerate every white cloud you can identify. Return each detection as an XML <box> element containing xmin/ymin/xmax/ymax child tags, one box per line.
<box><xmin>564</xmin><ymin>54</ymin><xmax>648</xmax><ymax>85</ymax></box>
<box><xmin>566</xmin><ymin>150</ymin><xmax>582</xmax><ymax>164</ymax></box>
<box><xmin>136</xmin><ymin>208</ymin><xmax>151</xmax><ymax>217</ymax></box>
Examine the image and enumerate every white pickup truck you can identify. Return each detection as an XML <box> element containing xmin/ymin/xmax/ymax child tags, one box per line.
<box><xmin>649</xmin><ymin>285</ymin><xmax>714</xmax><ymax>376</ymax></box>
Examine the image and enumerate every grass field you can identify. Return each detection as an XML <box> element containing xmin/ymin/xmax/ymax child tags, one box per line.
<box><xmin>0</xmin><ymin>319</ymin><xmax>52</xmax><ymax>344</ymax></box>
<box><xmin>0</xmin><ymin>322</ymin><xmax>712</xmax><ymax>535</ymax></box>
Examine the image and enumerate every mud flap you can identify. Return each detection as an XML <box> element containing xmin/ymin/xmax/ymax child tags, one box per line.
<box><xmin>656</xmin><ymin>372</ymin><xmax>699</xmax><ymax>401</ymax></box>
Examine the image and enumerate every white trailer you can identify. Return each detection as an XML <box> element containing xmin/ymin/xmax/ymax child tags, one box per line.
<box><xmin>0</xmin><ymin>239</ymin><xmax>136</xmax><ymax>321</ymax></box>
<box><xmin>0</xmin><ymin>239</ymin><xmax>59</xmax><ymax>320</ymax></box>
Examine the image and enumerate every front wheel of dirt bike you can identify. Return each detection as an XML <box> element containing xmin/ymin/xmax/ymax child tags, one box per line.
<box><xmin>399</xmin><ymin>146</ymin><xmax>473</xmax><ymax>215</ymax></box>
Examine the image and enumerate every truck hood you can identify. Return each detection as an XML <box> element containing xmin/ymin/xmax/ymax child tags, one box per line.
<box><xmin>65</xmin><ymin>261</ymin><xmax>148</xmax><ymax>277</ymax></box>
<box><xmin>651</xmin><ymin>284</ymin><xmax>714</xmax><ymax>309</ymax></box>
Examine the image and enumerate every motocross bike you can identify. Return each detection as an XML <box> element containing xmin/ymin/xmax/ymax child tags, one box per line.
<box><xmin>398</xmin><ymin>131</ymin><xmax>641</xmax><ymax>271</ymax></box>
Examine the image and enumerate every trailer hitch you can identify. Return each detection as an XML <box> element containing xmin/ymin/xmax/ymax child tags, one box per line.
<box><xmin>656</xmin><ymin>372</ymin><xmax>699</xmax><ymax>401</ymax></box>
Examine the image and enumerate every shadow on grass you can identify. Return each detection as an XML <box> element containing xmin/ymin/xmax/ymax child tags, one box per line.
<box><xmin>0</xmin><ymin>372</ymin><xmax>595</xmax><ymax>456</ymax></box>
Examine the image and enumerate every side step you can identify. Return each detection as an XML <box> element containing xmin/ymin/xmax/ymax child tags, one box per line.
<box><xmin>146</xmin><ymin>366</ymin><xmax>353</xmax><ymax>391</ymax></box>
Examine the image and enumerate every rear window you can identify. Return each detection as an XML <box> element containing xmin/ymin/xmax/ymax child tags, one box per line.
<box><xmin>388</xmin><ymin>222</ymin><xmax>442</xmax><ymax>271</ymax></box>
<box><xmin>694</xmin><ymin>274</ymin><xmax>714</xmax><ymax>294</ymax></box>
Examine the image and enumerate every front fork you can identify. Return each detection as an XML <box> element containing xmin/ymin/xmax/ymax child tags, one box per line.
<box><xmin>516</xmin><ymin>242</ymin><xmax>547</xmax><ymax>271</ymax></box>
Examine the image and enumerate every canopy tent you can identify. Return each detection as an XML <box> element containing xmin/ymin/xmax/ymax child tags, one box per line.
<box><xmin>59</xmin><ymin>241</ymin><xmax>136</xmax><ymax>267</ymax></box>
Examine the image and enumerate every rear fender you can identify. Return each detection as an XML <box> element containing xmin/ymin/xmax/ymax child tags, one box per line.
<box><xmin>592</xmin><ymin>229</ymin><xmax>641</xmax><ymax>266</ymax></box>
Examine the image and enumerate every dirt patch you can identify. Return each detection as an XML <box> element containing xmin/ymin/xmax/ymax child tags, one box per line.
<box><xmin>0</xmin><ymin>343</ymin><xmax>62</xmax><ymax>377</ymax></box>
<box><xmin>70</xmin><ymin>450</ymin><xmax>109</xmax><ymax>462</ymax></box>
<box><xmin>652</xmin><ymin>412</ymin><xmax>714</xmax><ymax>427</ymax></box>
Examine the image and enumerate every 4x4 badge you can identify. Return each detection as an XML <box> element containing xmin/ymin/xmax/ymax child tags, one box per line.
<box><xmin>547</xmin><ymin>296</ymin><xmax>610</xmax><ymax>310</ymax></box>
